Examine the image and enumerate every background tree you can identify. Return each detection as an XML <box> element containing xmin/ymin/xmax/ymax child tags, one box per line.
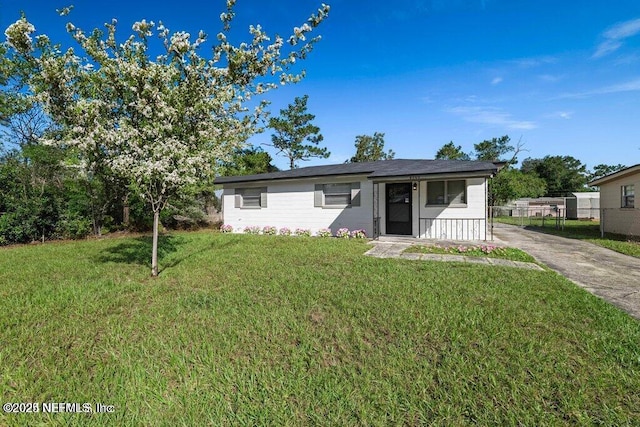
<box><xmin>588</xmin><ymin>163</ymin><xmax>626</xmax><ymax>183</ymax></box>
<box><xmin>6</xmin><ymin>4</ymin><xmax>330</xmax><ymax>275</ymax></box>
<box><xmin>521</xmin><ymin>155</ymin><xmax>588</xmax><ymax>196</ymax></box>
<box><xmin>473</xmin><ymin>135</ymin><xmax>524</xmax><ymax>165</ymax></box>
<box><xmin>219</xmin><ymin>146</ymin><xmax>279</xmax><ymax>176</ymax></box>
<box><xmin>489</xmin><ymin>168</ymin><xmax>546</xmax><ymax>205</ymax></box>
<box><xmin>267</xmin><ymin>95</ymin><xmax>329</xmax><ymax>169</ymax></box>
<box><xmin>434</xmin><ymin>141</ymin><xmax>470</xmax><ymax>160</ymax></box>
<box><xmin>348</xmin><ymin>132</ymin><xmax>394</xmax><ymax>162</ymax></box>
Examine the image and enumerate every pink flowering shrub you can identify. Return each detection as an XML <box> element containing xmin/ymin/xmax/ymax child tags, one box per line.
<box><xmin>350</xmin><ymin>229</ymin><xmax>367</xmax><ymax>239</ymax></box>
<box><xmin>262</xmin><ymin>226</ymin><xmax>277</xmax><ymax>235</ymax></box>
<box><xmin>243</xmin><ymin>225</ymin><xmax>261</xmax><ymax>235</ymax></box>
<box><xmin>336</xmin><ymin>228</ymin><xmax>350</xmax><ymax>238</ymax></box>
<box><xmin>316</xmin><ymin>228</ymin><xmax>332</xmax><ymax>237</ymax></box>
<box><xmin>480</xmin><ymin>244</ymin><xmax>497</xmax><ymax>254</ymax></box>
<box><xmin>279</xmin><ymin>227</ymin><xmax>292</xmax><ymax>236</ymax></box>
<box><xmin>435</xmin><ymin>244</ymin><xmax>499</xmax><ymax>255</ymax></box>
<box><xmin>295</xmin><ymin>228</ymin><xmax>311</xmax><ymax>237</ymax></box>
<box><xmin>407</xmin><ymin>244</ymin><xmax>532</xmax><ymax>262</ymax></box>
<box><xmin>220</xmin><ymin>224</ymin><xmax>233</xmax><ymax>233</ymax></box>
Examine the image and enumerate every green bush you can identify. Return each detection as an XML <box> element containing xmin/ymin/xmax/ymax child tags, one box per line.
<box><xmin>56</xmin><ymin>214</ymin><xmax>93</xmax><ymax>239</ymax></box>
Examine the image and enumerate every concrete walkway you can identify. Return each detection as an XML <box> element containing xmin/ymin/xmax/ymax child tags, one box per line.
<box><xmin>365</xmin><ymin>241</ymin><xmax>544</xmax><ymax>271</ymax></box>
<box><xmin>492</xmin><ymin>223</ymin><xmax>640</xmax><ymax>320</ymax></box>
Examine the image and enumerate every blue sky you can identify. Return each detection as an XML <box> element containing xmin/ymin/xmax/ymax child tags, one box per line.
<box><xmin>3</xmin><ymin>0</ymin><xmax>640</xmax><ymax>170</ymax></box>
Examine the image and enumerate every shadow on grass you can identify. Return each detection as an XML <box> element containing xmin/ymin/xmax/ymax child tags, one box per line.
<box><xmin>95</xmin><ymin>234</ymin><xmax>185</xmax><ymax>272</ymax></box>
<box><xmin>522</xmin><ymin>224</ymin><xmax>602</xmax><ymax>240</ymax></box>
<box><xmin>496</xmin><ymin>218</ymin><xmax>603</xmax><ymax>241</ymax></box>
<box><xmin>94</xmin><ymin>233</ymin><xmax>243</xmax><ymax>274</ymax></box>
<box><xmin>517</xmin><ymin>223</ymin><xmax>639</xmax><ymax>243</ymax></box>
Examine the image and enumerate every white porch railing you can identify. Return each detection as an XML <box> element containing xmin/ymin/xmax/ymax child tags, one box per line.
<box><xmin>419</xmin><ymin>217</ymin><xmax>486</xmax><ymax>240</ymax></box>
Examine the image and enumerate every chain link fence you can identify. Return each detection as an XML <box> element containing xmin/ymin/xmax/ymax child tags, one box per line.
<box><xmin>489</xmin><ymin>205</ymin><xmax>568</xmax><ymax>232</ymax></box>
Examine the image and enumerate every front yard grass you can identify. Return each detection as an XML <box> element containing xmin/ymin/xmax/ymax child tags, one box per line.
<box><xmin>405</xmin><ymin>243</ymin><xmax>536</xmax><ymax>263</ymax></box>
<box><xmin>1</xmin><ymin>232</ymin><xmax>639</xmax><ymax>425</ymax></box>
<box><xmin>496</xmin><ymin>216</ymin><xmax>640</xmax><ymax>258</ymax></box>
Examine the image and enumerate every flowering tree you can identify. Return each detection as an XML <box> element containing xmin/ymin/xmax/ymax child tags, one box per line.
<box><xmin>4</xmin><ymin>2</ymin><xmax>329</xmax><ymax>276</ymax></box>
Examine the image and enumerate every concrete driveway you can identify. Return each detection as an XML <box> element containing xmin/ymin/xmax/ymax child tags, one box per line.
<box><xmin>492</xmin><ymin>223</ymin><xmax>640</xmax><ymax>320</ymax></box>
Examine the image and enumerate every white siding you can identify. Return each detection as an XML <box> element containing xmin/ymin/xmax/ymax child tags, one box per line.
<box><xmin>222</xmin><ymin>176</ymin><xmax>373</xmax><ymax>236</ymax></box>
<box><xmin>378</xmin><ymin>178</ymin><xmax>487</xmax><ymax>240</ymax></box>
<box><xmin>598</xmin><ymin>172</ymin><xmax>640</xmax><ymax>236</ymax></box>
<box><xmin>418</xmin><ymin>178</ymin><xmax>487</xmax><ymax>240</ymax></box>
<box><xmin>222</xmin><ymin>176</ymin><xmax>489</xmax><ymax>240</ymax></box>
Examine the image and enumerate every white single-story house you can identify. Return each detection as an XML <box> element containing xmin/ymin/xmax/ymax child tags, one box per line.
<box><xmin>215</xmin><ymin>159</ymin><xmax>498</xmax><ymax>241</ymax></box>
<box><xmin>589</xmin><ymin>164</ymin><xmax>639</xmax><ymax>236</ymax></box>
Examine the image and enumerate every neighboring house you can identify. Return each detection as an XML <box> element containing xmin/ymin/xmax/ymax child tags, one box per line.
<box><xmin>566</xmin><ymin>192</ymin><xmax>600</xmax><ymax>220</ymax></box>
<box><xmin>215</xmin><ymin>159</ymin><xmax>498</xmax><ymax>240</ymax></box>
<box><xmin>509</xmin><ymin>197</ymin><xmax>566</xmax><ymax>218</ymax></box>
<box><xmin>589</xmin><ymin>164</ymin><xmax>639</xmax><ymax>236</ymax></box>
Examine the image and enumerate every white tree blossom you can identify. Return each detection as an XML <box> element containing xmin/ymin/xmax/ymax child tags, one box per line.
<box><xmin>4</xmin><ymin>17</ymin><xmax>36</xmax><ymax>53</ymax></box>
<box><xmin>5</xmin><ymin>3</ymin><xmax>330</xmax><ymax>276</ymax></box>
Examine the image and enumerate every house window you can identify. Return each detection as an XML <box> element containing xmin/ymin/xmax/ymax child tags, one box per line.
<box><xmin>235</xmin><ymin>187</ymin><xmax>267</xmax><ymax>209</ymax></box>
<box><xmin>323</xmin><ymin>183</ymin><xmax>352</xmax><ymax>206</ymax></box>
<box><xmin>427</xmin><ymin>181</ymin><xmax>445</xmax><ymax>205</ymax></box>
<box><xmin>315</xmin><ymin>182</ymin><xmax>361</xmax><ymax>208</ymax></box>
<box><xmin>622</xmin><ymin>185</ymin><xmax>634</xmax><ymax>208</ymax></box>
<box><xmin>426</xmin><ymin>180</ymin><xmax>466</xmax><ymax>205</ymax></box>
<box><xmin>447</xmin><ymin>180</ymin><xmax>466</xmax><ymax>204</ymax></box>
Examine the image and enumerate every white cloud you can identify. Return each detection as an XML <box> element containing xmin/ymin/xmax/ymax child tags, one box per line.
<box><xmin>538</xmin><ymin>74</ymin><xmax>562</xmax><ymax>83</ymax></box>
<box><xmin>604</xmin><ymin>18</ymin><xmax>640</xmax><ymax>39</ymax></box>
<box><xmin>546</xmin><ymin>111</ymin><xmax>573</xmax><ymax>120</ymax></box>
<box><xmin>509</xmin><ymin>56</ymin><xmax>557</xmax><ymax>68</ymax></box>
<box><xmin>593</xmin><ymin>18</ymin><xmax>640</xmax><ymax>58</ymax></box>
<box><xmin>557</xmin><ymin>78</ymin><xmax>640</xmax><ymax>99</ymax></box>
<box><xmin>491</xmin><ymin>77</ymin><xmax>503</xmax><ymax>85</ymax></box>
<box><xmin>446</xmin><ymin>106</ymin><xmax>536</xmax><ymax>130</ymax></box>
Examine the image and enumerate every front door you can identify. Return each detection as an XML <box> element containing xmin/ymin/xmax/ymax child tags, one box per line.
<box><xmin>386</xmin><ymin>183</ymin><xmax>412</xmax><ymax>235</ymax></box>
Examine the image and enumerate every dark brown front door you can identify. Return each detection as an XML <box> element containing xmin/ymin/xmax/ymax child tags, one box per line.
<box><xmin>386</xmin><ymin>183</ymin><xmax>412</xmax><ymax>235</ymax></box>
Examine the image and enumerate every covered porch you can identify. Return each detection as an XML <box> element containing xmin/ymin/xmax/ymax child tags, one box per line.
<box><xmin>371</xmin><ymin>175</ymin><xmax>490</xmax><ymax>241</ymax></box>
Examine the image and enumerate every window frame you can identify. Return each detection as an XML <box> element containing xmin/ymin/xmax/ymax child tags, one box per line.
<box><xmin>314</xmin><ymin>182</ymin><xmax>361</xmax><ymax>209</ymax></box>
<box><xmin>426</xmin><ymin>181</ymin><xmax>445</xmax><ymax>205</ymax></box>
<box><xmin>425</xmin><ymin>179</ymin><xmax>467</xmax><ymax>206</ymax></box>
<box><xmin>622</xmin><ymin>184</ymin><xmax>635</xmax><ymax>208</ymax></box>
<box><xmin>235</xmin><ymin>187</ymin><xmax>267</xmax><ymax>209</ymax></box>
<box><xmin>322</xmin><ymin>183</ymin><xmax>352</xmax><ymax>207</ymax></box>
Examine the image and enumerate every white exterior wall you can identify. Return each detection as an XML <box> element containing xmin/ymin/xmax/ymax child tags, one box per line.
<box><xmin>378</xmin><ymin>178</ymin><xmax>487</xmax><ymax>240</ymax></box>
<box><xmin>223</xmin><ymin>176</ymin><xmax>489</xmax><ymax>240</ymax></box>
<box><xmin>222</xmin><ymin>176</ymin><xmax>374</xmax><ymax>236</ymax></box>
<box><xmin>599</xmin><ymin>173</ymin><xmax>640</xmax><ymax>236</ymax></box>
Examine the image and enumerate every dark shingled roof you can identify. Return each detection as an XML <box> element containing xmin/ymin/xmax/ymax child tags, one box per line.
<box><xmin>215</xmin><ymin>159</ymin><xmax>498</xmax><ymax>184</ymax></box>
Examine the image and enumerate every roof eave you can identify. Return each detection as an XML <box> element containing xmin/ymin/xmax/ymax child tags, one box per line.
<box><xmin>215</xmin><ymin>170</ymin><xmax>374</xmax><ymax>185</ymax></box>
<box><xmin>369</xmin><ymin>169</ymin><xmax>496</xmax><ymax>182</ymax></box>
<box><xmin>588</xmin><ymin>164</ymin><xmax>640</xmax><ymax>187</ymax></box>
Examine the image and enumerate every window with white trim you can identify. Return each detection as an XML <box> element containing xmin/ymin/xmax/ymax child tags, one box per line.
<box><xmin>314</xmin><ymin>182</ymin><xmax>361</xmax><ymax>208</ymax></box>
<box><xmin>426</xmin><ymin>180</ymin><xmax>466</xmax><ymax>205</ymax></box>
<box><xmin>235</xmin><ymin>187</ymin><xmax>267</xmax><ymax>209</ymax></box>
<box><xmin>622</xmin><ymin>184</ymin><xmax>634</xmax><ymax>208</ymax></box>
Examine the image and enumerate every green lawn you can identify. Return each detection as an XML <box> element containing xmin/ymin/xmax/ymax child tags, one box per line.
<box><xmin>404</xmin><ymin>244</ymin><xmax>536</xmax><ymax>263</ymax></box>
<box><xmin>496</xmin><ymin>217</ymin><xmax>640</xmax><ymax>258</ymax></box>
<box><xmin>1</xmin><ymin>232</ymin><xmax>640</xmax><ymax>425</ymax></box>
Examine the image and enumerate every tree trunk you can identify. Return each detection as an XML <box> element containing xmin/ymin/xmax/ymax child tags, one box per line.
<box><xmin>122</xmin><ymin>194</ymin><xmax>130</xmax><ymax>227</ymax></box>
<box><xmin>151</xmin><ymin>209</ymin><xmax>159</xmax><ymax>277</ymax></box>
